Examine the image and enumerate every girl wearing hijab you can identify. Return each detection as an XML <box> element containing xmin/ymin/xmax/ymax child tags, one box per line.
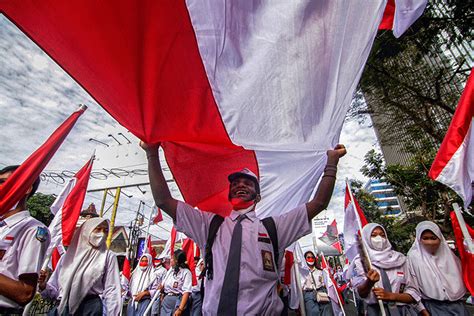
<box><xmin>301</xmin><ymin>251</ymin><xmax>332</xmax><ymax>316</ymax></box>
<box><xmin>351</xmin><ymin>223</ymin><xmax>425</xmax><ymax>316</ymax></box>
<box><xmin>407</xmin><ymin>221</ymin><xmax>469</xmax><ymax>316</ymax></box>
<box><xmin>39</xmin><ymin>218</ymin><xmax>121</xmax><ymax>315</ymax></box>
<box><xmin>127</xmin><ymin>253</ymin><xmax>159</xmax><ymax>316</ymax></box>
<box><xmin>160</xmin><ymin>250</ymin><xmax>192</xmax><ymax>316</ymax></box>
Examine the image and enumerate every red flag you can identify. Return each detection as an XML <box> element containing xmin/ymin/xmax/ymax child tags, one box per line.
<box><xmin>283</xmin><ymin>250</ymin><xmax>294</xmax><ymax>285</ymax></box>
<box><xmin>182</xmin><ymin>238</ymin><xmax>197</xmax><ymax>286</ymax></box>
<box><xmin>0</xmin><ymin>105</ymin><xmax>86</xmax><ymax>214</ymax></box>
<box><xmin>61</xmin><ymin>156</ymin><xmax>94</xmax><ymax>246</ymax></box>
<box><xmin>146</xmin><ymin>235</ymin><xmax>157</xmax><ymax>259</ymax></box>
<box><xmin>429</xmin><ymin>69</ymin><xmax>474</xmax><ymax>207</ymax></box>
<box><xmin>153</xmin><ymin>207</ymin><xmax>163</xmax><ymax>224</ymax></box>
<box><xmin>450</xmin><ymin>211</ymin><xmax>474</xmax><ymax>296</ymax></box>
<box><xmin>321</xmin><ymin>253</ymin><xmax>345</xmax><ymax>306</ymax></box>
<box><xmin>51</xmin><ymin>247</ymin><xmax>61</xmax><ymax>271</ymax></box>
<box><xmin>122</xmin><ymin>256</ymin><xmax>131</xmax><ymax>280</ymax></box>
<box><xmin>170</xmin><ymin>226</ymin><xmax>177</xmax><ymax>255</ymax></box>
<box><xmin>343</xmin><ymin>182</ymin><xmax>369</xmax><ymax>261</ymax></box>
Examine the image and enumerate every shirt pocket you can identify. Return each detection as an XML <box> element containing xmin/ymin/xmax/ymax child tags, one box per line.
<box><xmin>257</xmin><ymin>239</ymin><xmax>278</xmax><ymax>280</ymax></box>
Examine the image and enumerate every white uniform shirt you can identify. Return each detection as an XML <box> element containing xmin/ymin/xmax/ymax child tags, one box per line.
<box><xmin>41</xmin><ymin>251</ymin><xmax>122</xmax><ymax>315</ymax></box>
<box><xmin>351</xmin><ymin>256</ymin><xmax>421</xmax><ymax>306</ymax></box>
<box><xmin>0</xmin><ymin>211</ymin><xmax>50</xmax><ymax>308</ymax></box>
<box><xmin>302</xmin><ymin>268</ymin><xmax>324</xmax><ymax>291</ymax></box>
<box><xmin>175</xmin><ymin>201</ymin><xmax>311</xmax><ymax>315</ymax></box>
<box><xmin>162</xmin><ymin>268</ymin><xmax>192</xmax><ymax>295</ymax></box>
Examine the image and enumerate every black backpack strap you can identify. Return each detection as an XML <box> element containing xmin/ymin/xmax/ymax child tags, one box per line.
<box><xmin>204</xmin><ymin>214</ymin><xmax>225</xmax><ymax>280</ymax></box>
<box><xmin>261</xmin><ymin>217</ymin><xmax>279</xmax><ymax>271</ymax></box>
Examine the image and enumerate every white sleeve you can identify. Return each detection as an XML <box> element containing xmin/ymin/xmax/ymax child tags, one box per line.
<box><xmin>102</xmin><ymin>252</ymin><xmax>122</xmax><ymax>316</ymax></box>
<box><xmin>18</xmin><ymin>225</ymin><xmax>50</xmax><ymax>276</ymax></box>
<box><xmin>174</xmin><ymin>201</ymin><xmax>213</xmax><ymax>248</ymax></box>
<box><xmin>182</xmin><ymin>269</ymin><xmax>192</xmax><ymax>294</ymax></box>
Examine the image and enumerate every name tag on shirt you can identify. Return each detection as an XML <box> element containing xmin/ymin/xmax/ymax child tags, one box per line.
<box><xmin>261</xmin><ymin>250</ymin><xmax>275</xmax><ymax>272</ymax></box>
<box><xmin>258</xmin><ymin>232</ymin><xmax>271</xmax><ymax>244</ymax></box>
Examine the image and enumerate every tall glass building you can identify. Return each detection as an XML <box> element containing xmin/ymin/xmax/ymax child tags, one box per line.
<box><xmin>364</xmin><ymin>179</ymin><xmax>402</xmax><ymax>216</ymax></box>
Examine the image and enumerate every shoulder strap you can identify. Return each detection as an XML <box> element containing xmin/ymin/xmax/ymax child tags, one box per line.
<box><xmin>262</xmin><ymin>217</ymin><xmax>279</xmax><ymax>271</ymax></box>
<box><xmin>204</xmin><ymin>215</ymin><xmax>225</xmax><ymax>280</ymax></box>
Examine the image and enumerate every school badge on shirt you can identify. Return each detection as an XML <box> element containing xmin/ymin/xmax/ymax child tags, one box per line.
<box><xmin>261</xmin><ymin>250</ymin><xmax>275</xmax><ymax>272</ymax></box>
<box><xmin>36</xmin><ymin>227</ymin><xmax>48</xmax><ymax>242</ymax></box>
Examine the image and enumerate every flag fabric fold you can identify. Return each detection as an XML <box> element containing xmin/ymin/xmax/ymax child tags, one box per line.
<box><xmin>450</xmin><ymin>211</ymin><xmax>474</xmax><ymax>296</ymax></box>
<box><xmin>378</xmin><ymin>0</ymin><xmax>427</xmax><ymax>38</ymax></box>
<box><xmin>152</xmin><ymin>206</ymin><xmax>163</xmax><ymax>224</ymax></box>
<box><xmin>343</xmin><ymin>181</ymin><xmax>369</xmax><ymax>261</ymax></box>
<box><xmin>0</xmin><ymin>105</ymin><xmax>86</xmax><ymax>214</ymax></box>
<box><xmin>429</xmin><ymin>69</ymin><xmax>474</xmax><ymax>207</ymax></box>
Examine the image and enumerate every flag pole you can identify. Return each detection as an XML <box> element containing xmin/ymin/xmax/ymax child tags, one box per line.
<box><xmin>346</xmin><ymin>179</ymin><xmax>386</xmax><ymax>316</ymax></box>
<box><xmin>144</xmin><ymin>202</ymin><xmax>153</xmax><ymax>246</ymax></box>
<box><xmin>293</xmin><ymin>247</ymin><xmax>307</xmax><ymax>316</ymax></box>
<box><xmin>106</xmin><ymin>187</ymin><xmax>121</xmax><ymax>248</ymax></box>
<box><xmin>321</xmin><ymin>251</ymin><xmax>346</xmax><ymax>316</ymax></box>
<box><xmin>453</xmin><ymin>203</ymin><xmax>474</xmax><ymax>253</ymax></box>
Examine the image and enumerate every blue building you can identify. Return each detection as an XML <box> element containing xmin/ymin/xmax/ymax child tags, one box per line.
<box><xmin>364</xmin><ymin>179</ymin><xmax>402</xmax><ymax>216</ymax></box>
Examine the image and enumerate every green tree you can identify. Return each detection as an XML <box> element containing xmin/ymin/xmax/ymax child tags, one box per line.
<box><xmin>26</xmin><ymin>193</ymin><xmax>55</xmax><ymax>226</ymax></box>
<box><xmin>348</xmin><ymin>0</ymin><xmax>472</xmax><ymax>155</ymax></box>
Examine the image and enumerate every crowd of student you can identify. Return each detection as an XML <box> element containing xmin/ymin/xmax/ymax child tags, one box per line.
<box><xmin>1</xmin><ymin>139</ymin><xmax>472</xmax><ymax>316</ymax></box>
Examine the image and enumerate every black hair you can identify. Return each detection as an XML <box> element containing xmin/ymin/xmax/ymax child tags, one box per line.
<box><xmin>0</xmin><ymin>165</ymin><xmax>40</xmax><ymax>200</ymax></box>
<box><xmin>173</xmin><ymin>249</ymin><xmax>189</xmax><ymax>275</ymax></box>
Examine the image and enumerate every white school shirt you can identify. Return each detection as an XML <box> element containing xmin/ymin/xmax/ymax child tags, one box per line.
<box><xmin>351</xmin><ymin>256</ymin><xmax>421</xmax><ymax>306</ymax></box>
<box><xmin>0</xmin><ymin>211</ymin><xmax>50</xmax><ymax>308</ymax></box>
<box><xmin>175</xmin><ymin>201</ymin><xmax>311</xmax><ymax>316</ymax></box>
<box><xmin>41</xmin><ymin>251</ymin><xmax>122</xmax><ymax>315</ymax></box>
<box><xmin>302</xmin><ymin>268</ymin><xmax>324</xmax><ymax>291</ymax></box>
<box><xmin>162</xmin><ymin>268</ymin><xmax>192</xmax><ymax>295</ymax></box>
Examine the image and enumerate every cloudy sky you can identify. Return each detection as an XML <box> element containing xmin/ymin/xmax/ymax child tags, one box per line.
<box><xmin>0</xmin><ymin>15</ymin><xmax>380</xmax><ymax>247</ymax></box>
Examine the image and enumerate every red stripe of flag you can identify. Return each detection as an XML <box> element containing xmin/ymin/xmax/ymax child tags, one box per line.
<box><xmin>61</xmin><ymin>156</ymin><xmax>93</xmax><ymax>246</ymax></box>
<box><xmin>0</xmin><ymin>106</ymin><xmax>86</xmax><ymax>214</ymax></box>
<box><xmin>429</xmin><ymin>69</ymin><xmax>474</xmax><ymax>180</ymax></box>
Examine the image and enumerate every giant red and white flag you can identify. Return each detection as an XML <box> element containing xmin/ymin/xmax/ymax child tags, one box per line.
<box><xmin>45</xmin><ymin>155</ymin><xmax>94</xmax><ymax>263</ymax></box>
<box><xmin>343</xmin><ymin>181</ymin><xmax>369</xmax><ymax>261</ymax></box>
<box><xmin>0</xmin><ymin>2</ymin><xmax>425</xmax><ymax>217</ymax></box>
<box><xmin>429</xmin><ymin>69</ymin><xmax>474</xmax><ymax>208</ymax></box>
<box><xmin>0</xmin><ymin>105</ymin><xmax>86</xmax><ymax>214</ymax></box>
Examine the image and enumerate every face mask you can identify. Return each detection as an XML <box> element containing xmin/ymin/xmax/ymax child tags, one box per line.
<box><xmin>139</xmin><ymin>264</ymin><xmax>148</xmax><ymax>271</ymax></box>
<box><xmin>230</xmin><ymin>198</ymin><xmax>254</xmax><ymax>210</ymax></box>
<box><xmin>371</xmin><ymin>235</ymin><xmax>387</xmax><ymax>251</ymax></box>
<box><xmin>306</xmin><ymin>257</ymin><xmax>315</xmax><ymax>265</ymax></box>
<box><xmin>89</xmin><ymin>232</ymin><xmax>106</xmax><ymax>248</ymax></box>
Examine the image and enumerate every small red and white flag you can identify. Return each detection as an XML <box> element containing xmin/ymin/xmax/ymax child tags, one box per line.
<box><xmin>43</xmin><ymin>155</ymin><xmax>94</xmax><ymax>269</ymax></box>
<box><xmin>429</xmin><ymin>69</ymin><xmax>474</xmax><ymax>208</ymax></box>
<box><xmin>145</xmin><ymin>235</ymin><xmax>157</xmax><ymax>259</ymax></box>
<box><xmin>343</xmin><ymin>181</ymin><xmax>369</xmax><ymax>261</ymax></box>
<box><xmin>321</xmin><ymin>253</ymin><xmax>345</xmax><ymax>316</ymax></box>
<box><xmin>319</xmin><ymin>219</ymin><xmax>343</xmax><ymax>254</ymax></box>
<box><xmin>450</xmin><ymin>209</ymin><xmax>474</xmax><ymax>296</ymax></box>
<box><xmin>152</xmin><ymin>206</ymin><xmax>163</xmax><ymax>224</ymax></box>
<box><xmin>120</xmin><ymin>256</ymin><xmax>131</xmax><ymax>297</ymax></box>
<box><xmin>0</xmin><ymin>105</ymin><xmax>86</xmax><ymax>215</ymax></box>
<box><xmin>182</xmin><ymin>238</ymin><xmax>198</xmax><ymax>286</ymax></box>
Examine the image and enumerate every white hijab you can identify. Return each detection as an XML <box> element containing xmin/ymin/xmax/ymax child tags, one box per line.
<box><xmin>362</xmin><ymin>223</ymin><xmax>406</xmax><ymax>269</ymax></box>
<box><xmin>58</xmin><ymin>218</ymin><xmax>109</xmax><ymax>314</ymax></box>
<box><xmin>407</xmin><ymin>221</ymin><xmax>465</xmax><ymax>301</ymax></box>
<box><xmin>129</xmin><ymin>253</ymin><xmax>156</xmax><ymax>296</ymax></box>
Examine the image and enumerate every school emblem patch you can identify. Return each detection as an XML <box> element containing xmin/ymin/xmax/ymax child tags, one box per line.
<box><xmin>36</xmin><ymin>227</ymin><xmax>48</xmax><ymax>242</ymax></box>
